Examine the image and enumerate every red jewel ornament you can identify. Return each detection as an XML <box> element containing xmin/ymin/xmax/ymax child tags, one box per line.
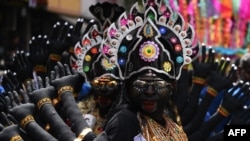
<box><xmin>75</xmin><ymin>46</ymin><xmax>82</xmax><ymax>55</ymax></box>
<box><xmin>91</xmin><ymin>47</ymin><xmax>98</xmax><ymax>54</ymax></box>
<box><xmin>92</xmin><ymin>29</ymin><xmax>99</xmax><ymax>38</ymax></box>
<box><xmin>71</xmin><ymin>61</ymin><xmax>78</xmax><ymax>69</ymax></box>
<box><xmin>174</xmin><ymin>44</ymin><xmax>182</xmax><ymax>52</ymax></box>
<box><xmin>82</xmin><ymin>39</ymin><xmax>91</xmax><ymax>46</ymax></box>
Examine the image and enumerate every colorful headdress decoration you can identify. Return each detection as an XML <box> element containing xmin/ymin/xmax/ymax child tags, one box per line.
<box><xmin>70</xmin><ymin>2</ymin><xmax>125</xmax><ymax>82</ymax></box>
<box><xmin>101</xmin><ymin>0</ymin><xmax>200</xmax><ymax>80</ymax></box>
<box><xmin>71</xmin><ymin>24</ymin><xmax>120</xmax><ymax>82</ymax></box>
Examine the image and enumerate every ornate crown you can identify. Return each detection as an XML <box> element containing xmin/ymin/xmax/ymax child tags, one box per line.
<box><xmin>100</xmin><ymin>0</ymin><xmax>200</xmax><ymax>80</ymax></box>
<box><xmin>70</xmin><ymin>2</ymin><xmax>125</xmax><ymax>82</ymax></box>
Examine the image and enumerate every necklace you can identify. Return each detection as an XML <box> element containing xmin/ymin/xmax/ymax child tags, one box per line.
<box><xmin>138</xmin><ymin>114</ymin><xmax>188</xmax><ymax>141</ymax></box>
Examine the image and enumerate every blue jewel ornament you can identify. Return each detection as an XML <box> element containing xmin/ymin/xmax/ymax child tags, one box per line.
<box><xmin>78</xmin><ymin>82</ymin><xmax>92</xmax><ymax>101</ymax></box>
<box><xmin>159</xmin><ymin>26</ymin><xmax>167</xmax><ymax>34</ymax></box>
<box><xmin>119</xmin><ymin>45</ymin><xmax>127</xmax><ymax>53</ymax></box>
<box><xmin>118</xmin><ymin>58</ymin><xmax>126</xmax><ymax>66</ymax></box>
<box><xmin>176</xmin><ymin>56</ymin><xmax>183</xmax><ymax>63</ymax></box>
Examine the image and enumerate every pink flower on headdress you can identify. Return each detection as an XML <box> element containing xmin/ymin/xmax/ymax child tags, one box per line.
<box><xmin>109</xmin><ymin>28</ymin><xmax>116</xmax><ymax>37</ymax></box>
<box><xmin>120</xmin><ymin>18</ymin><xmax>128</xmax><ymax>26</ymax></box>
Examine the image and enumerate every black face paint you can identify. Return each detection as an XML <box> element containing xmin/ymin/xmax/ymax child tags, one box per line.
<box><xmin>91</xmin><ymin>75</ymin><xmax>121</xmax><ymax>107</ymax></box>
<box><xmin>127</xmin><ymin>70</ymin><xmax>173</xmax><ymax>117</ymax></box>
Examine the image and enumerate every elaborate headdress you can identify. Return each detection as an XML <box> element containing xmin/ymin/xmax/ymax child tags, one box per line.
<box><xmin>101</xmin><ymin>0</ymin><xmax>200</xmax><ymax>80</ymax></box>
<box><xmin>70</xmin><ymin>2</ymin><xmax>125</xmax><ymax>82</ymax></box>
<box><xmin>71</xmin><ymin>24</ymin><xmax>120</xmax><ymax>82</ymax></box>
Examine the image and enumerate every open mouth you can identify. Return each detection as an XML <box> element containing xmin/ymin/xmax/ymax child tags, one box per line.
<box><xmin>97</xmin><ymin>96</ymin><xmax>110</xmax><ymax>106</ymax></box>
<box><xmin>142</xmin><ymin>100</ymin><xmax>156</xmax><ymax>113</ymax></box>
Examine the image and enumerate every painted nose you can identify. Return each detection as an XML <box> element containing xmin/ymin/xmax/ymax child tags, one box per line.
<box><xmin>144</xmin><ymin>84</ymin><xmax>155</xmax><ymax>95</ymax></box>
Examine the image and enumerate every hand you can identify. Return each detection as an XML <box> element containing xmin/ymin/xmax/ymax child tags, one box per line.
<box><xmin>206</xmin><ymin>57</ymin><xmax>236</xmax><ymax>94</ymax></box>
<box><xmin>47</xmin><ymin>22</ymin><xmax>71</xmax><ymax>74</ymax></box>
<box><xmin>65</xmin><ymin>18</ymin><xmax>84</xmax><ymax>51</ymax></box>
<box><xmin>218</xmin><ymin>81</ymin><xmax>250</xmax><ymax>116</ymax></box>
<box><xmin>192</xmin><ymin>44</ymin><xmax>215</xmax><ymax>79</ymax></box>
<box><xmin>48</xmin><ymin>22</ymin><xmax>70</xmax><ymax>58</ymax></box>
<box><xmin>11</xmin><ymin>50</ymin><xmax>33</xmax><ymax>84</ymax></box>
<box><xmin>50</xmin><ymin>62</ymin><xmax>85</xmax><ymax>95</ymax></box>
<box><xmin>29</xmin><ymin>35</ymin><xmax>49</xmax><ymax>79</ymax></box>
<box><xmin>1</xmin><ymin>70</ymin><xmax>22</xmax><ymax>92</ymax></box>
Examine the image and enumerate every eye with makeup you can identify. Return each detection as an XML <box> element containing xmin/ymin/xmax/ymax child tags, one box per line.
<box><xmin>132</xmin><ymin>80</ymin><xmax>171</xmax><ymax>92</ymax></box>
<box><xmin>91</xmin><ymin>79</ymin><xmax>118</xmax><ymax>90</ymax></box>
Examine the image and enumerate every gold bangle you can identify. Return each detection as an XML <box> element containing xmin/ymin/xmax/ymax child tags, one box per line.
<box><xmin>76</xmin><ymin>128</ymin><xmax>93</xmax><ymax>141</ymax></box>
<box><xmin>58</xmin><ymin>86</ymin><xmax>74</xmax><ymax>100</ymax></box>
<box><xmin>34</xmin><ymin>65</ymin><xmax>47</xmax><ymax>73</ymax></box>
<box><xmin>20</xmin><ymin>115</ymin><xmax>34</xmax><ymax>129</ymax></box>
<box><xmin>10</xmin><ymin>135</ymin><xmax>23</xmax><ymax>141</ymax></box>
<box><xmin>37</xmin><ymin>98</ymin><xmax>52</xmax><ymax>110</ymax></box>
<box><xmin>217</xmin><ymin>105</ymin><xmax>230</xmax><ymax>117</ymax></box>
<box><xmin>207</xmin><ymin>86</ymin><xmax>218</xmax><ymax>97</ymax></box>
<box><xmin>49</xmin><ymin>54</ymin><xmax>61</xmax><ymax>62</ymax></box>
<box><xmin>192</xmin><ymin>76</ymin><xmax>206</xmax><ymax>85</ymax></box>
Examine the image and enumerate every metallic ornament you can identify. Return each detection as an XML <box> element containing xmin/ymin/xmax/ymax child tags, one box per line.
<box><xmin>163</xmin><ymin>61</ymin><xmax>172</xmax><ymax>72</ymax></box>
<box><xmin>143</xmin><ymin>24</ymin><xmax>154</xmax><ymax>38</ymax></box>
<box><xmin>85</xmin><ymin>55</ymin><xmax>91</xmax><ymax>61</ymax></box>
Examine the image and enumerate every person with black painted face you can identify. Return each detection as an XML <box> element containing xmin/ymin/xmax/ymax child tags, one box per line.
<box><xmin>97</xmin><ymin>0</ymin><xmax>200</xmax><ymax>140</ymax></box>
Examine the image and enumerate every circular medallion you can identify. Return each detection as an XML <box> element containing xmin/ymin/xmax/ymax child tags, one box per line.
<box><xmin>139</xmin><ymin>41</ymin><xmax>159</xmax><ymax>62</ymax></box>
<box><xmin>101</xmin><ymin>58</ymin><xmax>116</xmax><ymax>70</ymax></box>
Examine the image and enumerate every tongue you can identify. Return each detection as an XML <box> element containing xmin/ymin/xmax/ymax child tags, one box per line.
<box><xmin>142</xmin><ymin>101</ymin><xmax>156</xmax><ymax>112</ymax></box>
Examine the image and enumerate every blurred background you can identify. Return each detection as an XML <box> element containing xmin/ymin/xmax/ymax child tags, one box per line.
<box><xmin>0</xmin><ymin>0</ymin><xmax>250</xmax><ymax>69</ymax></box>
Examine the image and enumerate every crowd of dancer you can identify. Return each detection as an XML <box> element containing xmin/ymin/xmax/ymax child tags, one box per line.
<box><xmin>0</xmin><ymin>0</ymin><xmax>250</xmax><ymax>141</ymax></box>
